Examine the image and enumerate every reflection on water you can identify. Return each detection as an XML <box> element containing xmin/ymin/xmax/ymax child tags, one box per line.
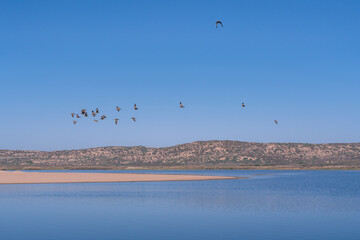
<box><xmin>0</xmin><ymin>170</ymin><xmax>359</xmax><ymax>240</ymax></box>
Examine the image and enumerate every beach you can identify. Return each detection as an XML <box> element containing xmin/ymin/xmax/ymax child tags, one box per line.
<box><xmin>0</xmin><ymin>171</ymin><xmax>237</xmax><ymax>184</ymax></box>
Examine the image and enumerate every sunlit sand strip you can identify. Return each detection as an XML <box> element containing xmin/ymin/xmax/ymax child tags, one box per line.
<box><xmin>0</xmin><ymin>171</ymin><xmax>239</xmax><ymax>184</ymax></box>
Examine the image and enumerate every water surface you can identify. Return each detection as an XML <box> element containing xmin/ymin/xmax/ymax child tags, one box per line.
<box><xmin>0</xmin><ymin>170</ymin><xmax>359</xmax><ymax>240</ymax></box>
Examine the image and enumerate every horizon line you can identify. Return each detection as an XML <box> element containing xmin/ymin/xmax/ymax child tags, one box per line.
<box><xmin>2</xmin><ymin>140</ymin><xmax>360</xmax><ymax>152</ymax></box>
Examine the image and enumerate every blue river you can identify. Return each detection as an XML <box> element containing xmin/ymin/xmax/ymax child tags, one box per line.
<box><xmin>0</xmin><ymin>170</ymin><xmax>359</xmax><ymax>240</ymax></box>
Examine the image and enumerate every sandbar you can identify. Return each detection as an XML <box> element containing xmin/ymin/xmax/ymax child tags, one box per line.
<box><xmin>0</xmin><ymin>171</ymin><xmax>238</xmax><ymax>184</ymax></box>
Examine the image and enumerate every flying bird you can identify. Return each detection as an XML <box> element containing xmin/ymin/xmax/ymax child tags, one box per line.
<box><xmin>115</xmin><ymin>118</ymin><xmax>119</xmax><ymax>125</ymax></box>
<box><xmin>116</xmin><ymin>106</ymin><xmax>121</xmax><ymax>112</ymax></box>
<box><xmin>84</xmin><ymin>112</ymin><xmax>88</xmax><ymax>117</ymax></box>
<box><xmin>73</xmin><ymin>121</ymin><xmax>77</xmax><ymax>124</ymax></box>
<box><xmin>93</xmin><ymin>119</ymin><xmax>98</xmax><ymax>122</ymax></box>
<box><xmin>134</xmin><ymin>104</ymin><xmax>138</xmax><ymax>110</ymax></box>
<box><xmin>242</xmin><ymin>102</ymin><xmax>245</xmax><ymax>108</ymax></box>
<box><xmin>216</xmin><ymin>20</ymin><xmax>223</xmax><ymax>28</ymax></box>
<box><xmin>131</xmin><ymin>117</ymin><xmax>136</xmax><ymax>122</ymax></box>
<box><xmin>92</xmin><ymin>111</ymin><xmax>96</xmax><ymax>117</ymax></box>
<box><xmin>100</xmin><ymin>115</ymin><xmax>107</xmax><ymax>120</ymax></box>
<box><xmin>180</xmin><ymin>102</ymin><xmax>184</xmax><ymax>108</ymax></box>
<box><xmin>96</xmin><ymin>108</ymin><xmax>99</xmax><ymax>114</ymax></box>
<box><xmin>76</xmin><ymin>114</ymin><xmax>81</xmax><ymax>118</ymax></box>
<box><xmin>81</xmin><ymin>109</ymin><xmax>86</xmax><ymax>115</ymax></box>
<box><xmin>71</xmin><ymin>113</ymin><xmax>75</xmax><ymax>117</ymax></box>
<box><xmin>274</xmin><ymin>120</ymin><xmax>278</xmax><ymax>125</ymax></box>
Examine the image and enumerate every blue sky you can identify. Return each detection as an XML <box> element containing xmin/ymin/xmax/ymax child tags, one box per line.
<box><xmin>1</xmin><ymin>0</ymin><xmax>360</xmax><ymax>150</ymax></box>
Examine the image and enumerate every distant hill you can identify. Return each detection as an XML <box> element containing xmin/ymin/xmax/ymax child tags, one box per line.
<box><xmin>1</xmin><ymin>141</ymin><xmax>360</xmax><ymax>170</ymax></box>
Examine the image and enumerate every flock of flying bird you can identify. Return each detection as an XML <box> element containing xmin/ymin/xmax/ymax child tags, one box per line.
<box><xmin>71</xmin><ymin>101</ymin><xmax>278</xmax><ymax>126</ymax></box>
<box><xmin>70</xmin><ymin>20</ymin><xmax>278</xmax><ymax>126</ymax></box>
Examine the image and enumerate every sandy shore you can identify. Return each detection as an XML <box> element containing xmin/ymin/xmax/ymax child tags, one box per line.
<box><xmin>0</xmin><ymin>171</ymin><xmax>238</xmax><ymax>184</ymax></box>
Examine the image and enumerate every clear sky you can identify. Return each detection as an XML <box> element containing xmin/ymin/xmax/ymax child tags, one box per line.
<box><xmin>1</xmin><ymin>0</ymin><xmax>360</xmax><ymax>150</ymax></box>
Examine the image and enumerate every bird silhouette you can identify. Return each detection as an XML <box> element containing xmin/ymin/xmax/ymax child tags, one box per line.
<box><xmin>96</xmin><ymin>108</ymin><xmax>99</xmax><ymax>114</ymax></box>
<box><xmin>100</xmin><ymin>115</ymin><xmax>107</xmax><ymax>120</ymax></box>
<box><xmin>93</xmin><ymin>119</ymin><xmax>98</xmax><ymax>123</ymax></box>
<box><xmin>134</xmin><ymin>104</ymin><xmax>138</xmax><ymax>110</ymax></box>
<box><xmin>116</xmin><ymin>106</ymin><xmax>121</xmax><ymax>112</ymax></box>
<box><xmin>81</xmin><ymin>109</ymin><xmax>86</xmax><ymax>115</ymax></box>
<box><xmin>216</xmin><ymin>20</ymin><xmax>223</xmax><ymax>28</ymax></box>
<box><xmin>115</xmin><ymin>118</ymin><xmax>119</xmax><ymax>125</ymax></box>
<box><xmin>180</xmin><ymin>102</ymin><xmax>184</xmax><ymax>108</ymax></box>
<box><xmin>131</xmin><ymin>117</ymin><xmax>136</xmax><ymax>122</ymax></box>
<box><xmin>73</xmin><ymin>121</ymin><xmax>77</xmax><ymax>124</ymax></box>
<box><xmin>76</xmin><ymin>114</ymin><xmax>81</xmax><ymax>118</ymax></box>
<box><xmin>71</xmin><ymin>113</ymin><xmax>75</xmax><ymax>117</ymax></box>
<box><xmin>84</xmin><ymin>112</ymin><xmax>88</xmax><ymax>117</ymax></box>
<box><xmin>274</xmin><ymin>120</ymin><xmax>278</xmax><ymax>125</ymax></box>
<box><xmin>242</xmin><ymin>102</ymin><xmax>245</xmax><ymax>108</ymax></box>
<box><xmin>92</xmin><ymin>111</ymin><xmax>96</xmax><ymax>117</ymax></box>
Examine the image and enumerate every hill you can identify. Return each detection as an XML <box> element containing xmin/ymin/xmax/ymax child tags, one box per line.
<box><xmin>1</xmin><ymin>141</ymin><xmax>360</xmax><ymax>170</ymax></box>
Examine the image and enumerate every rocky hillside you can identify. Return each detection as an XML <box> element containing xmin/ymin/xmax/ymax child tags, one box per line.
<box><xmin>1</xmin><ymin>141</ymin><xmax>360</xmax><ymax>169</ymax></box>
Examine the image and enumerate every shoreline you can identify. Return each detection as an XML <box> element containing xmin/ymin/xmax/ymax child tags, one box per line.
<box><xmin>0</xmin><ymin>171</ymin><xmax>239</xmax><ymax>184</ymax></box>
<box><xmin>1</xmin><ymin>165</ymin><xmax>359</xmax><ymax>171</ymax></box>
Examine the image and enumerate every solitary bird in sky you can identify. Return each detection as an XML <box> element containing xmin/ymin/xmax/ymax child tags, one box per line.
<box><xmin>100</xmin><ymin>115</ymin><xmax>107</xmax><ymax>120</ymax></box>
<box><xmin>134</xmin><ymin>104</ymin><xmax>138</xmax><ymax>110</ymax></box>
<box><xmin>73</xmin><ymin>121</ymin><xmax>77</xmax><ymax>124</ymax></box>
<box><xmin>115</xmin><ymin>118</ymin><xmax>119</xmax><ymax>125</ymax></box>
<box><xmin>93</xmin><ymin>119</ymin><xmax>98</xmax><ymax>123</ymax></box>
<box><xmin>76</xmin><ymin>114</ymin><xmax>81</xmax><ymax>118</ymax></box>
<box><xmin>216</xmin><ymin>20</ymin><xmax>223</xmax><ymax>28</ymax></box>
<box><xmin>180</xmin><ymin>102</ymin><xmax>184</xmax><ymax>108</ymax></box>
<box><xmin>92</xmin><ymin>111</ymin><xmax>96</xmax><ymax>117</ymax></box>
<box><xmin>116</xmin><ymin>106</ymin><xmax>121</xmax><ymax>112</ymax></box>
<box><xmin>71</xmin><ymin>113</ymin><xmax>75</xmax><ymax>117</ymax></box>
<box><xmin>274</xmin><ymin>120</ymin><xmax>278</xmax><ymax>125</ymax></box>
<box><xmin>96</xmin><ymin>108</ymin><xmax>99</xmax><ymax>114</ymax></box>
<box><xmin>131</xmin><ymin>117</ymin><xmax>136</xmax><ymax>122</ymax></box>
<box><xmin>242</xmin><ymin>102</ymin><xmax>245</xmax><ymax>108</ymax></box>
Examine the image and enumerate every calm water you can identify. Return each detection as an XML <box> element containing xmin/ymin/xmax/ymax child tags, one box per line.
<box><xmin>0</xmin><ymin>170</ymin><xmax>359</xmax><ymax>240</ymax></box>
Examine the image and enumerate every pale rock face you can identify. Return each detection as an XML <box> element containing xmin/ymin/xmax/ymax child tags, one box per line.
<box><xmin>0</xmin><ymin>140</ymin><xmax>360</xmax><ymax>169</ymax></box>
